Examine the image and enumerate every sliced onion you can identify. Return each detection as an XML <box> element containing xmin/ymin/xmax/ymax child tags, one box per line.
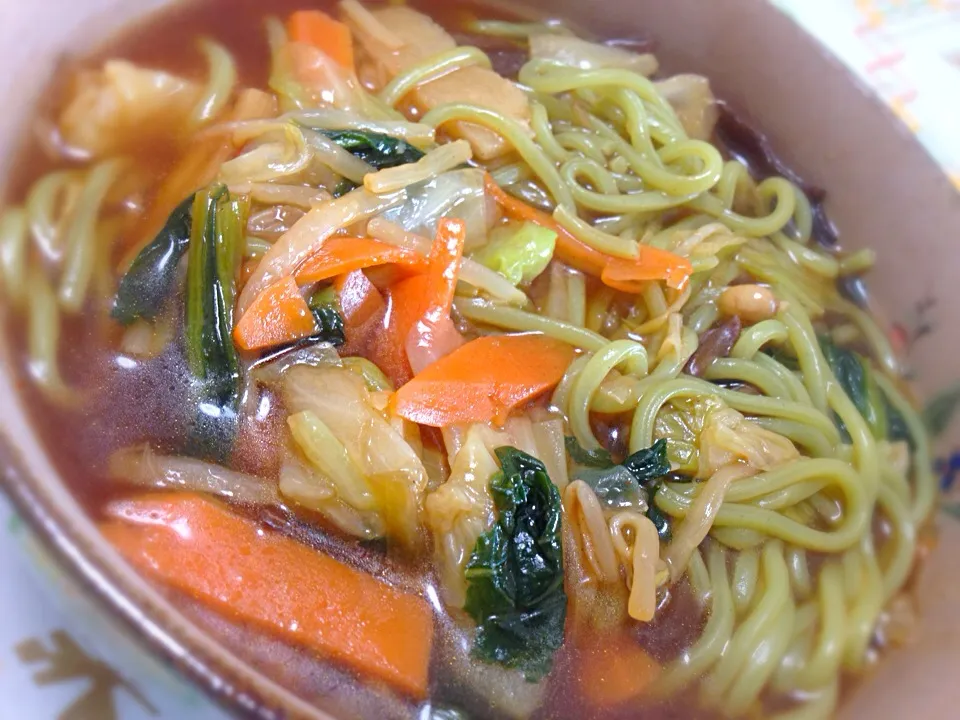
<box><xmin>108</xmin><ymin>445</ymin><xmax>280</xmax><ymax>506</ymax></box>
<box><xmin>237</xmin><ymin>186</ymin><xmax>406</xmax><ymax>315</ymax></box>
<box><xmin>365</xmin><ymin>140</ymin><xmax>472</xmax><ymax>194</ymax></box>
<box><xmin>530</xmin><ymin>34</ymin><xmax>659</xmax><ymax>76</ymax></box>
<box><xmin>287</xmin><ymin>109</ymin><xmax>435</xmax><ymax>146</ymax></box>
<box><xmin>231</xmin><ymin>183</ymin><xmax>330</xmax><ymax>209</ymax></box>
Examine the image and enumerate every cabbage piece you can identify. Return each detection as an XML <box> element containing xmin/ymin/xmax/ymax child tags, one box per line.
<box><xmin>281</xmin><ymin>365</ymin><xmax>427</xmax><ymax>545</ymax></box>
<box><xmin>471</xmin><ymin>221</ymin><xmax>556</xmax><ymax>286</ymax></box>
<box><xmin>654</xmin><ymin>74</ymin><xmax>718</xmax><ymax>141</ymax></box>
<box><xmin>60</xmin><ymin>60</ymin><xmax>201</xmax><ymax>155</ymax></box>
<box><xmin>698</xmin><ymin>405</ymin><xmax>798</xmax><ymax>479</ymax></box>
<box><xmin>653</xmin><ymin>396</ymin><xmax>723</xmax><ymax>475</ymax></box>
<box><xmin>425</xmin><ymin>424</ymin><xmax>504</xmax><ymax>607</ymax></box>
<box><xmin>529</xmin><ymin>34</ymin><xmax>658</xmax><ymax>76</ymax></box>
<box><xmin>378</xmin><ymin>168</ymin><xmax>492</xmax><ymax>250</ymax></box>
<box><xmin>279</xmin><ymin>452</ymin><xmax>384</xmax><ymax>539</ymax></box>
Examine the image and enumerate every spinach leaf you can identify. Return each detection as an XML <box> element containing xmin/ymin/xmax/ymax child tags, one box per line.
<box><xmin>819</xmin><ymin>336</ymin><xmax>890</xmax><ymax>440</ymax></box>
<box><xmin>307</xmin><ymin>286</ymin><xmax>345</xmax><ymax>347</ymax></box>
<box><xmin>322</xmin><ymin>129</ymin><xmax>425</xmax><ymax>169</ymax></box>
<box><xmin>564</xmin><ymin>435</ymin><xmax>612</xmax><ymax>468</ymax></box>
<box><xmin>464</xmin><ymin>447</ymin><xmax>565</xmax><ymax>682</ymax></box>
<box><xmin>112</xmin><ymin>195</ymin><xmax>194</xmax><ymax>324</ymax></box>
<box><xmin>184</xmin><ymin>185</ymin><xmax>246</xmax><ymax>462</ymax></box>
<box><xmin>570</xmin><ymin>438</ymin><xmax>670</xmax><ymax>512</ymax></box>
<box><xmin>623</xmin><ymin>438</ymin><xmax>671</xmax><ymax>483</ymax></box>
<box><xmin>646</xmin><ymin>490</ymin><xmax>672</xmax><ymax>542</ymax></box>
<box><xmin>332</xmin><ymin>178</ymin><xmax>358</xmax><ymax>198</ymax></box>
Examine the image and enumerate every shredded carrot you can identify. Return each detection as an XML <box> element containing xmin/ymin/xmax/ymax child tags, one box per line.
<box><xmin>101</xmin><ymin>493</ymin><xmax>433</xmax><ymax>697</ymax></box>
<box><xmin>484</xmin><ymin>174</ymin><xmax>692</xmax><ymax>291</ymax></box>
<box><xmin>424</xmin><ymin>217</ymin><xmax>466</xmax><ymax>322</ymax></box>
<box><xmin>369</xmin><ymin>273</ymin><xmax>431</xmax><ymax>388</ymax></box>
<box><xmin>233</xmin><ymin>276</ymin><xmax>317</xmax><ymax>352</ymax></box>
<box><xmin>579</xmin><ymin>632</ymin><xmax>661</xmax><ymax>707</ymax></box>
<box><xmin>603</xmin><ymin>246</ymin><xmax>693</xmax><ymax>292</ymax></box>
<box><xmin>295</xmin><ymin>236</ymin><xmax>426</xmax><ymax>285</ymax></box>
<box><xmin>287</xmin><ymin>10</ymin><xmax>355</xmax><ymax>70</ymax></box>
<box><xmin>392</xmin><ymin>334</ymin><xmax>575</xmax><ymax>426</ymax></box>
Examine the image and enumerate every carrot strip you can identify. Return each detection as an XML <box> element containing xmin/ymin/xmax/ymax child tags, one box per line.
<box><xmin>287</xmin><ymin>10</ymin><xmax>355</xmax><ymax>70</ymax></box>
<box><xmin>579</xmin><ymin>632</ymin><xmax>661</xmax><ymax>707</ymax></box>
<box><xmin>101</xmin><ymin>493</ymin><xmax>433</xmax><ymax>697</ymax></box>
<box><xmin>484</xmin><ymin>174</ymin><xmax>692</xmax><ymax>290</ymax></box>
<box><xmin>424</xmin><ymin>217</ymin><xmax>466</xmax><ymax>322</ymax></box>
<box><xmin>603</xmin><ymin>246</ymin><xmax>693</xmax><ymax>292</ymax></box>
<box><xmin>392</xmin><ymin>334</ymin><xmax>575</xmax><ymax>427</ymax></box>
<box><xmin>369</xmin><ymin>273</ymin><xmax>431</xmax><ymax>388</ymax></box>
<box><xmin>295</xmin><ymin>236</ymin><xmax>426</xmax><ymax>285</ymax></box>
<box><xmin>233</xmin><ymin>276</ymin><xmax>317</xmax><ymax>352</ymax></box>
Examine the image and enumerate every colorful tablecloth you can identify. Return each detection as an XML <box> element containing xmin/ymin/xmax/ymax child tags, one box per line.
<box><xmin>3</xmin><ymin>2</ymin><xmax>959</xmax><ymax>718</ymax></box>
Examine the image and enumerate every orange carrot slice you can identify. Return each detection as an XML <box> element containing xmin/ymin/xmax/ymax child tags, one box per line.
<box><xmin>579</xmin><ymin>632</ymin><xmax>661</xmax><ymax>707</ymax></box>
<box><xmin>101</xmin><ymin>493</ymin><xmax>433</xmax><ymax>697</ymax></box>
<box><xmin>287</xmin><ymin>10</ymin><xmax>355</xmax><ymax>70</ymax></box>
<box><xmin>369</xmin><ymin>273</ymin><xmax>430</xmax><ymax>389</ymax></box>
<box><xmin>423</xmin><ymin>217</ymin><xmax>466</xmax><ymax>322</ymax></box>
<box><xmin>603</xmin><ymin>247</ymin><xmax>693</xmax><ymax>292</ymax></box>
<box><xmin>392</xmin><ymin>334</ymin><xmax>575</xmax><ymax>426</ymax></box>
<box><xmin>295</xmin><ymin>236</ymin><xmax>425</xmax><ymax>285</ymax></box>
<box><xmin>233</xmin><ymin>276</ymin><xmax>317</xmax><ymax>351</ymax></box>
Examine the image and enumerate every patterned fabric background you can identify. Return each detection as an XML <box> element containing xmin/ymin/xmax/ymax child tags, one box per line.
<box><xmin>2</xmin><ymin>1</ymin><xmax>959</xmax><ymax>718</ymax></box>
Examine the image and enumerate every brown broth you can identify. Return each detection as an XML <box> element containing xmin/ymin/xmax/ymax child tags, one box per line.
<box><xmin>0</xmin><ymin>1</ymin><xmax>864</xmax><ymax>719</ymax></box>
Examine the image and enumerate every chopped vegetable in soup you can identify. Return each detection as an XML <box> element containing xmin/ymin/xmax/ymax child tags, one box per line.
<box><xmin>0</xmin><ymin>0</ymin><xmax>936</xmax><ymax>718</ymax></box>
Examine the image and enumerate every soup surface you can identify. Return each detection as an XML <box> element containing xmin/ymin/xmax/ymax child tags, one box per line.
<box><xmin>0</xmin><ymin>1</ymin><xmax>936</xmax><ymax>719</ymax></box>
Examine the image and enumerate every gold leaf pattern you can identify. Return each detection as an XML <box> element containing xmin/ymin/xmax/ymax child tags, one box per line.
<box><xmin>15</xmin><ymin>630</ymin><xmax>157</xmax><ymax>720</ymax></box>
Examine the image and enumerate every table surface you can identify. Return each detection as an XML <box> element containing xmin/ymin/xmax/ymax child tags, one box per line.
<box><xmin>3</xmin><ymin>1</ymin><xmax>960</xmax><ymax>718</ymax></box>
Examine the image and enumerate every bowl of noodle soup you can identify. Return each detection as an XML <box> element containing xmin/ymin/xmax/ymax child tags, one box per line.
<box><xmin>1</xmin><ymin>0</ymin><xmax>960</xmax><ymax>719</ymax></box>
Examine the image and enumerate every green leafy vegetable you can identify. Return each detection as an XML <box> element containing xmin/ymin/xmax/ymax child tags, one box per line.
<box><xmin>564</xmin><ymin>435</ymin><xmax>612</xmax><ymax>467</ymax></box>
<box><xmin>923</xmin><ymin>382</ymin><xmax>960</xmax><ymax>438</ymax></box>
<box><xmin>322</xmin><ymin>129</ymin><xmax>425</xmax><ymax>169</ymax></box>
<box><xmin>464</xmin><ymin>447</ymin><xmax>565</xmax><ymax>682</ymax></box>
<box><xmin>307</xmin><ymin>286</ymin><xmax>345</xmax><ymax>347</ymax></box>
<box><xmin>185</xmin><ymin>185</ymin><xmax>247</xmax><ymax>461</ymax></box>
<box><xmin>572</xmin><ymin>438</ymin><xmax>670</xmax><ymax>512</ymax></box>
<box><xmin>112</xmin><ymin>195</ymin><xmax>194</xmax><ymax>324</ymax></box>
<box><xmin>819</xmin><ymin>336</ymin><xmax>899</xmax><ymax>441</ymax></box>
<box><xmin>646</xmin><ymin>490</ymin><xmax>672</xmax><ymax>542</ymax></box>
<box><xmin>471</xmin><ymin>221</ymin><xmax>556</xmax><ymax>286</ymax></box>
<box><xmin>332</xmin><ymin>178</ymin><xmax>357</xmax><ymax>198</ymax></box>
